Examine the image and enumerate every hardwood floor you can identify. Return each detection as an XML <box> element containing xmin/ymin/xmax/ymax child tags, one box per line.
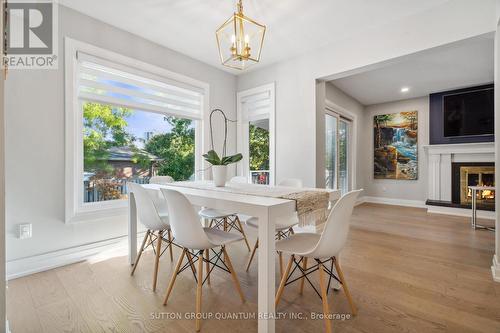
<box><xmin>7</xmin><ymin>203</ymin><xmax>500</xmax><ymax>332</ymax></box>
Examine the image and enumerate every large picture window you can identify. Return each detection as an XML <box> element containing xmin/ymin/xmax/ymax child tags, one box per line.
<box><xmin>65</xmin><ymin>38</ymin><xmax>207</xmax><ymax>222</ymax></box>
<box><xmin>83</xmin><ymin>102</ymin><xmax>196</xmax><ymax>203</ymax></box>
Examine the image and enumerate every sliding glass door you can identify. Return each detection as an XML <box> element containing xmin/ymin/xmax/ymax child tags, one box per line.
<box><xmin>325</xmin><ymin>111</ymin><xmax>352</xmax><ymax>194</ymax></box>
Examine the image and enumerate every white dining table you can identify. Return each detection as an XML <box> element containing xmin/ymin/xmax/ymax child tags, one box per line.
<box><xmin>128</xmin><ymin>181</ymin><xmax>340</xmax><ymax>333</ymax></box>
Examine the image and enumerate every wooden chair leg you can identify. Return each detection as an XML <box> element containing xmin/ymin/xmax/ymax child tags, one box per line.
<box><xmin>275</xmin><ymin>255</ymin><xmax>294</xmax><ymax>307</ymax></box>
<box><xmin>334</xmin><ymin>257</ymin><xmax>357</xmax><ymax>316</ymax></box>
<box><xmin>209</xmin><ymin>219</ymin><xmax>214</xmax><ymax>228</ymax></box>
<box><xmin>205</xmin><ymin>249</ymin><xmax>211</xmax><ymax>285</ymax></box>
<box><xmin>222</xmin><ymin>246</ymin><xmax>246</xmax><ymax>303</ymax></box>
<box><xmin>152</xmin><ymin>230</ymin><xmax>163</xmax><ymax>291</ymax></box>
<box><xmin>167</xmin><ymin>229</ymin><xmax>174</xmax><ymax>262</ymax></box>
<box><xmin>163</xmin><ymin>249</ymin><xmax>186</xmax><ymax>305</ymax></box>
<box><xmin>195</xmin><ymin>251</ymin><xmax>204</xmax><ymax>332</ymax></box>
<box><xmin>245</xmin><ymin>239</ymin><xmax>259</xmax><ymax>271</ymax></box>
<box><xmin>299</xmin><ymin>257</ymin><xmax>308</xmax><ymax>294</ymax></box>
<box><xmin>319</xmin><ymin>263</ymin><xmax>332</xmax><ymax>333</ymax></box>
<box><xmin>235</xmin><ymin>217</ymin><xmax>251</xmax><ymax>251</ymax></box>
<box><xmin>289</xmin><ymin>227</ymin><xmax>295</xmax><ymax>235</ymax></box>
<box><xmin>186</xmin><ymin>251</ymin><xmax>197</xmax><ymax>276</ymax></box>
<box><xmin>131</xmin><ymin>230</ymin><xmax>150</xmax><ymax>276</ymax></box>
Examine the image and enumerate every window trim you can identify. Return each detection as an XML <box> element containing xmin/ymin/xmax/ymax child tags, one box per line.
<box><xmin>65</xmin><ymin>37</ymin><xmax>208</xmax><ymax>223</ymax></box>
<box><xmin>236</xmin><ymin>83</ymin><xmax>276</xmax><ymax>185</ymax></box>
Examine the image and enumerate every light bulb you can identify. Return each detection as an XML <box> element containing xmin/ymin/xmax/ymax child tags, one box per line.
<box><xmin>231</xmin><ymin>35</ymin><xmax>236</xmax><ymax>44</ymax></box>
<box><xmin>244</xmin><ymin>34</ymin><xmax>250</xmax><ymax>44</ymax></box>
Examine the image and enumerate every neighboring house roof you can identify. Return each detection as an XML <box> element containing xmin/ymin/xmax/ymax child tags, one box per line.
<box><xmin>105</xmin><ymin>146</ymin><xmax>162</xmax><ymax>162</ymax></box>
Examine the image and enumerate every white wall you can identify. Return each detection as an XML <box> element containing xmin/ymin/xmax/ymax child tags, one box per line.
<box><xmin>5</xmin><ymin>5</ymin><xmax>237</xmax><ymax>262</ymax></box>
<box><xmin>362</xmin><ymin>97</ymin><xmax>429</xmax><ymax>203</ymax></box>
<box><xmin>237</xmin><ymin>0</ymin><xmax>496</xmax><ymax>187</ymax></box>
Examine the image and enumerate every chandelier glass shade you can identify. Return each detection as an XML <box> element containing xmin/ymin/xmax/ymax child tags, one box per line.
<box><xmin>216</xmin><ymin>0</ymin><xmax>266</xmax><ymax>70</ymax></box>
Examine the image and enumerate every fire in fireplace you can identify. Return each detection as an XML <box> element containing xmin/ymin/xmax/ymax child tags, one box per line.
<box><xmin>452</xmin><ymin>162</ymin><xmax>495</xmax><ymax>210</ymax></box>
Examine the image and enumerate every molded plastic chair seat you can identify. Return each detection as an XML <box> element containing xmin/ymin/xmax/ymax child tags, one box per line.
<box><xmin>275</xmin><ymin>233</ymin><xmax>321</xmax><ymax>256</ymax></box>
<box><xmin>198</xmin><ymin>177</ymin><xmax>252</xmax><ymax>251</ymax></box>
<box><xmin>199</xmin><ymin>208</ymin><xmax>236</xmax><ymax>219</ymax></box>
<box><xmin>204</xmin><ymin>228</ymin><xmax>243</xmax><ymax>247</ymax></box>
<box><xmin>246</xmin><ymin>214</ymin><xmax>299</xmax><ymax>231</ymax></box>
<box><xmin>128</xmin><ymin>182</ymin><xmax>176</xmax><ymax>292</ymax></box>
<box><xmin>274</xmin><ymin>189</ymin><xmax>363</xmax><ymax>333</ymax></box>
<box><xmin>149</xmin><ymin>176</ymin><xmax>174</xmax><ymax>185</ymax></box>
<box><xmin>159</xmin><ymin>214</ymin><xmax>170</xmax><ymax>227</ymax></box>
<box><xmin>160</xmin><ymin>188</ymin><xmax>246</xmax><ymax>331</ymax></box>
<box><xmin>244</xmin><ymin>178</ymin><xmax>304</xmax><ymax>274</ymax></box>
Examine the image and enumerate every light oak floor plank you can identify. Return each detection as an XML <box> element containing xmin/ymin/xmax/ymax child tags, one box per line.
<box><xmin>7</xmin><ymin>203</ymin><xmax>500</xmax><ymax>332</ymax></box>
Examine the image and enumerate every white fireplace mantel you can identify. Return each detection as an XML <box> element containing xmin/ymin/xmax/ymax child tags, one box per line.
<box><xmin>423</xmin><ymin>142</ymin><xmax>495</xmax><ymax>202</ymax></box>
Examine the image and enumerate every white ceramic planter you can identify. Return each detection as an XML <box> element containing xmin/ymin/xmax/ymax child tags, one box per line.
<box><xmin>212</xmin><ymin>165</ymin><xmax>227</xmax><ymax>187</ymax></box>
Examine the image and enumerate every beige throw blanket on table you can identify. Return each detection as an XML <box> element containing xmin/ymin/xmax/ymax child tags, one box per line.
<box><xmin>168</xmin><ymin>181</ymin><xmax>330</xmax><ymax>227</ymax></box>
<box><xmin>279</xmin><ymin>190</ymin><xmax>330</xmax><ymax>227</ymax></box>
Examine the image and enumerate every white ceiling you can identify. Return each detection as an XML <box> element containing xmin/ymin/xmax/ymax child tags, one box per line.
<box><xmin>59</xmin><ymin>0</ymin><xmax>451</xmax><ymax>74</ymax></box>
<box><xmin>329</xmin><ymin>35</ymin><xmax>494</xmax><ymax>106</ymax></box>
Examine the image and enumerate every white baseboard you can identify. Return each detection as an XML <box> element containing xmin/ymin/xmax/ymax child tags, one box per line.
<box><xmin>6</xmin><ymin>234</ymin><xmax>141</xmax><ymax>280</ymax></box>
<box><xmin>359</xmin><ymin>196</ymin><xmax>426</xmax><ymax>208</ymax></box>
<box><xmin>426</xmin><ymin>205</ymin><xmax>495</xmax><ymax>220</ymax></box>
<box><xmin>492</xmin><ymin>255</ymin><xmax>500</xmax><ymax>283</ymax></box>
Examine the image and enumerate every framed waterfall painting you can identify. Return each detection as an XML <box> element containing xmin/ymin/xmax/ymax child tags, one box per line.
<box><xmin>374</xmin><ymin>111</ymin><xmax>418</xmax><ymax>180</ymax></box>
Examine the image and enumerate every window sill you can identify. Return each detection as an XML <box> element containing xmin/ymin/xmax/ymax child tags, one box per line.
<box><xmin>66</xmin><ymin>200</ymin><xmax>128</xmax><ymax>223</ymax></box>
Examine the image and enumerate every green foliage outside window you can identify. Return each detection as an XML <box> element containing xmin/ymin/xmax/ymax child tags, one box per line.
<box><xmin>249</xmin><ymin>123</ymin><xmax>269</xmax><ymax>171</ymax></box>
<box><xmin>83</xmin><ymin>102</ymin><xmax>134</xmax><ymax>175</ymax></box>
<box><xmin>144</xmin><ymin>117</ymin><xmax>195</xmax><ymax>181</ymax></box>
<box><xmin>83</xmin><ymin>102</ymin><xmax>196</xmax><ymax>181</ymax></box>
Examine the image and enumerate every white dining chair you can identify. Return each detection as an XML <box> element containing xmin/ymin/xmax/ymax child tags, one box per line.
<box><xmin>245</xmin><ymin>178</ymin><xmax>304</xmax><ymax>275</ymax></box>
<box><xmin>198</xmin><ymin>176</ymin><xmax>252</xmax><ymax>251</ymax></box>
<box><xmin>128</xmin><ymin>182</ymin><xmax>176</xmax><ymax>292</ymax></box>
<box><xmin>160</xmin><ymin>188</ymin><xmax>246</xmax><ymax>332</ymax></box>
<box><xmin>274</xmin><ymin>189</ymin><xmax>362</xmax><ymax>333</ymax></box>
<box><xmin>149</xmin><ymin>175</ymin><xmax>174</xmax><ymax>185</ymax></box>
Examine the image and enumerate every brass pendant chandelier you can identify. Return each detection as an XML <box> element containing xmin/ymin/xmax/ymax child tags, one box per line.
<box><xmin>216</xmin><ymin>0</ymin><xmax>266</xmax><ymax>70</ymax></box>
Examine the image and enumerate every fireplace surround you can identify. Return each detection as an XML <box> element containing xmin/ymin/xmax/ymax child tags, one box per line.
<box><xmin>451</xmin><ymin>162</ymin><xmax>495</xmax><ymax>210</ymax></box>
<box><xmin>424</xmin><ymin>142</ymin><xmax>495</xmax><ymax>215</ymax></box>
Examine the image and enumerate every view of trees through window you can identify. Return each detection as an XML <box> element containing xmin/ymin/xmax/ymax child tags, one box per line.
<box><xmin>325</xmin><ymin>113</ymin><xmax>350</xmax><ymax>194</ymax></box>
<box><xmin>249</xmin><ymin>120</ymin><xmax>270</xmax><ymax>184</ymax></box>
<box><xmin>83</xmin><ymin>102</ymin><xmax>195</xmax><ymax>203</ymax></box>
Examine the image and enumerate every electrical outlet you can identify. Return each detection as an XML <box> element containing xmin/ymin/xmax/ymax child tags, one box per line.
<box><xmin>18</xmin><ymin>223</ymin><xmax>32</xmax><ymax>239</ymax></box>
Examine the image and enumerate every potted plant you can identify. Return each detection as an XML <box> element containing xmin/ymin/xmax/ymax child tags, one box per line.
<box><xmin>203</xmin><ymin>109</ymin><xmax>243</xmax><ymax>186</ymax></box>
<box><xmin>203</xmin><ymin>150</ymin><xmax>242</xmax><ymax>186</ymax></box>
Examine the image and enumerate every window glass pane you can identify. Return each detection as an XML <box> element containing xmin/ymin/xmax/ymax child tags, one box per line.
<box><xmin>249</xmin><ymin>118</ymin><xmax>270</xmax><ymax>184</ymax></box>
<box><xmin>325</xmin><ymin>114</ymin><xmax>337</xmax><ymax>189</ymax></box>
<box><xmin>339</xmin><ymin>120</ymin><xmax>349</xmax><ymax>194</ymax></box>
<box><xmin>83</xmin><ymin>101</ymin><xmax>195</xmax><ymax>203</ymax></box>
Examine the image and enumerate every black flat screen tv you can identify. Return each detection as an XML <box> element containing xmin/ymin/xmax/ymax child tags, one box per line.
<box><xmin>443</xmin><ymin>87</ymin><xmax>494</xmax><ymax>137</ymax></box>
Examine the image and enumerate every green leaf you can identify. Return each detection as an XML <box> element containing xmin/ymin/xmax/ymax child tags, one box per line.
<box><xmin>203</xmin><ymin>150</ymin><xmax>222</xmax><ymax>165</ymax></box>
<box><xmin>221</xmin><ymin>153</ymin><xmax>243</xmax><ymax>165</ymax></box>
